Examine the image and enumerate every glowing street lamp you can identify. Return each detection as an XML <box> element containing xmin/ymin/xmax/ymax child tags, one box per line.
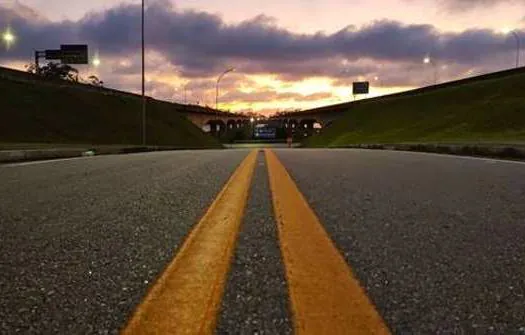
<box><xmin>2</xmin><ymin>28</ymin><xmax>15</xmax><ymax>49</ymax></box>
<box><xmin>92</xmin><ymin>57</ymin><xmax>101</xmax><ymax>67</ymax></box>
<box><xmin>373</xmin><ymin>76</ymin><xmax>380</xmax><ymax>88</ymax></box>
<box><xmin>423</xmin><ymin>55</ymin><xmax>438</xmax><ymax>85</ymax></box>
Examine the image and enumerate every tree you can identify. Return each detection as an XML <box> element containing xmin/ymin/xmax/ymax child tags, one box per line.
<box><xmin>26</xmin><ymin>62</ymin><xmax>79</xmax><ymax>82</ymax></box>
<box><xmin>25</xmin><ymin>63</ymin><xmax>38</xmax><ymax>74</ymax></box>
<box><xmin>88</xmin><ymin>75</ymin><xmax>104</xmax><ymax>87</ymax></box>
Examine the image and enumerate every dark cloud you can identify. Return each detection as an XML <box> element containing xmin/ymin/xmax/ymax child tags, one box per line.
<box><xmin>0</xmin><ymin>2</ymin><xmax>521</xmax><ymax>111</ymax></box>
<box><xmin>1</xmin><ymin>2</ymin><xmax>518</xmax><ymax>77</ymax></box>
<box><xmin>437</xmin><ymin>0</ymin><xmax>519</xmax><ymax>11</ymax></box>
<box><xmin>0</xmin><ymin>1</ymin><xmax>48</xmax><ymax>24</ymax></box>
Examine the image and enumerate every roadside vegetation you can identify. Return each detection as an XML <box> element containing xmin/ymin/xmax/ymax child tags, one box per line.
<box><xmin>306</xmin><ymin>69</ymin><xmax>525</xmax><ymax>147</ymax></box>
<box><xmin>0</xmin><ymin>71</ymin><xmax>221</xmax><ymax>148</ymax></box>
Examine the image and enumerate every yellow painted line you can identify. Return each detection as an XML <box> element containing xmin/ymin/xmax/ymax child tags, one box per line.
<box><xmin>122</xmin><ymin>150</ymin><xmax>258</xmax><ymax>335</ymax></box>
<box><xmin>265</xmin><ymin>149</ymin><xmax>391</xmax><ymax>335</ymax></box>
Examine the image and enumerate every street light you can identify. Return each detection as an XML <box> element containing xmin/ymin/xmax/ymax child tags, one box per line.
<box><xmin>423</xmin><ymin>55</ymin><xmax>438</xmax><ymax>85</ymax></box>
<box><xmin>373</xmin><ymin>76</ymin><xmax>380</xmax><ymax>88</ymax></box>
<box><xmin>92</xmin><ymin>57</ymin><xmax>101</xmax><ymax>67</ymax></box>
<box><xmin>184</xmin><ymin>82</ymin><xmax>190</xmax><ymax>104</ymax></box>
<box><xmin>216</xmin><ymin>67</ymin><xmax>235</xmax><ymax>111</ymax></box>
<box><xmin>215</xmin><ymin>67</ymin><xmax>235</xmax><ymax>133</ymax></box>
<box><xmin>2</xmin><ymin>27</ymin><xmax>15</xmax><ymax>49</ymax></box>
<box><xmin>503</xmin><ymin>29</ymin><xmax>521</xmax><ymax>68</ymax></box>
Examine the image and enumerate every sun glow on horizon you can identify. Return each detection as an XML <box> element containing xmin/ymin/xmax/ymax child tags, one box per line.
<box><xmin>1</xmin><ymin>59</ymin><xmax>416</xmax><ymax>115</ymax></box>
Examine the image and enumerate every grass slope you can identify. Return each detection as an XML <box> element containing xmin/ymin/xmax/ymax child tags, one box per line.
<box><xmin>0</xmin><ymin>76</ymin><xmax>220</xmax><ymax>148</ymax></box>
<box><xmin>306</xmin><ymin>70</ymin><xmax>525</xmax><ymax>147</ymax></box>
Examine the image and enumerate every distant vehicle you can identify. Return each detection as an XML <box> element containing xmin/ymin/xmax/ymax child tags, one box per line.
<box><xmin>253</xmin><ymin>124</ymin><xmax>277</xmax><ymax>139</ymax></box>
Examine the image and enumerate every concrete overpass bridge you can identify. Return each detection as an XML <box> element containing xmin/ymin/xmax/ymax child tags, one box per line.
<box><xmin>174</xmin><ymin>104</ymin><xmax>250</xmax><ymax>134</ymax></box>
<box><xmin>269</xmin><ymin>103</ymin><xmax>350</xmax><ymax>137</ymax></box>
<box><xmin>269</xmin><ymin>66</ymin><xmax>525</xmax><ymax>137</ymax></box>
<box><xmin>0</xmin><ymin>66</ymin><xmax>249</xmax><ymax>136</ymax></box>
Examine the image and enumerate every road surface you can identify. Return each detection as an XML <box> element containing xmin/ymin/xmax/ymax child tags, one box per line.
<box><xmin>1</xmin><ymin>149</ymin><xmax>524</xmax><ymax>334</ymax></box>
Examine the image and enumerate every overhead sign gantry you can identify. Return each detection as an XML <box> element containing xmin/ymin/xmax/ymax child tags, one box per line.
<box><xmin>34</xmin><ymin>44</ymin><xmax>89</xmax><ymax>71</ymax></box>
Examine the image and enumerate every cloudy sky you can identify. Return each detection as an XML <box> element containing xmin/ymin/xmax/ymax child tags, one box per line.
<box><xmin>0</xmin><ymin>0</ymin><xmax>524</xmax><ymax>114</ymax></box>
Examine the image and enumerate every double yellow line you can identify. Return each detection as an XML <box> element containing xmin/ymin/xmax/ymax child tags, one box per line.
<box><xmin>122</xmin><ymin>150</ymin><xmax>390</xmax><ymax>335</ymax></box>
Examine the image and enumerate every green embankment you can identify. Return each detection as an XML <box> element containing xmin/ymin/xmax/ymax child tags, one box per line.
<box><xmin>306</xmin><ymin>70</ymin><xmax>525</xmax><ymax>147</ymax></box>
<box><xmin>0</xmin><ymin>75</ymin><xmax>221</xmax><ymax>148</ymax></box>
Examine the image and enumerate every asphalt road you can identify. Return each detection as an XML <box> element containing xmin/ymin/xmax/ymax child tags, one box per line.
<box><xmin>217</xmin><ymin>152</ymin><xmax>292</xmax><ymax>334</ymax></box>
<box><xmin>276</xmin><ymin>149</ymin><xmax>525</xmax><ymax>334</ymax></box>
<box><xmin>0</xmin><ymin>150</ymin><xmax>250</xmax><ymax>334</ymax></box>
<box><xmin>1</xmin><ymin>148</ymin><xmax>525</xmax><ymax>334</ymax></box>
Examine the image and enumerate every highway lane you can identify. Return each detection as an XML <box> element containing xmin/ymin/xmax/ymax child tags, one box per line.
<box><xmin>217</xmin><ymin>151</ymin><xmax>292</xmax><ymax>334</ymax></box>
<box><xmin>0</xmin><ymin>150</ymin><xmax>250</xmax><ymax>334</ymax></box>
<box><xmin>2</xmin><ymin>148</ymin><xmax>525</xmax><ymax>334</ymax></box>
<box><xmin>275</xmin><ymin>149</ymin><xmax>525</xmax><ymax>334</ymax></box>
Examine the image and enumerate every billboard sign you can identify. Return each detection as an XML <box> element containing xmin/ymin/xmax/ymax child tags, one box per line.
<box><xmin>44</xmin><ymin>49</ymin><xmax>62</xmax><ymax>60</ymax></box>
<box><xmin>60</xmin><ymin>44</ymin><xmax>89</xmax><ymax>64</ymax></box>
<box><xmin>352</xmin><ymin>81</ymin><xmax>370</xmax><ymax>95</ymax></box>
<box><xmin>43</xmin><ymin>45</ymin><xmax>89</xmax><ymax>64</ymax></box>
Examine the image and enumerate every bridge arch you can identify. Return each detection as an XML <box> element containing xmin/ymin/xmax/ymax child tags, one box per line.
<box><xmin>227</xmin><ymin>119</ymin><xmax>237</xmax><ymax>130</ymax></box>
<box><xmin>299</xmin><ymin>118</ymin><xmax>317</xmax><ymax>129</ymax></box>
<box><xmin>205</xmin><ymin>120</ymin><xmax>226</xmax><ymax>134</ymax></box>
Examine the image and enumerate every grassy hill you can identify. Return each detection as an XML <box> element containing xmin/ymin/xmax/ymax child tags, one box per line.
<box><xmin>306</xmin><ymin>68</ymin><xmax>525</xmax><ymax>147</ymax></box>
<box><xmin>0</xmin><ymin>68</ymin><xmax>221</xmax><ymax>148</ymax></box>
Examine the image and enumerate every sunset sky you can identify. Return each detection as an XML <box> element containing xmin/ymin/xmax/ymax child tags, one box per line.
<box><xmin>1</xmin><ymin>0</ymin><xmax>524</xmax><ymax>114</ymax></box>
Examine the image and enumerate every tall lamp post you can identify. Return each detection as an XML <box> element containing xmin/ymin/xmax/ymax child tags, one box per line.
<box><xmin>215</xmin><ymin>67</ymin><xmax>235</xmax><ymax>134</ymax></box>
<box><xmin>423</xmin><ymin>56</ymin><xmax>438</xmax><ymax>85</ymax></box>
<box><xmin>141</xmin><ymin>0</ymin><xmax>146</xmax><ymax>145</ymax></box>
<box><xmin>184</xmin><ymin>82</ymin><xmax>190</xmax><ymax>104</ymax></box>
<box><xmin>506</xmin><ymin>30</ymin><xmax>521</xmax><ymax>68</ymax></box>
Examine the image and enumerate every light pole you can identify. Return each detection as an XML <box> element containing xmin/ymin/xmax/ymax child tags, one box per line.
<box><xmin>184</xmin><ymin>82</ymin><xmax>190</xmax><ymax>104</ymax></box>
<box><xmin>215</xmin><ymin>67</ymin><xmax>235</xmax><ymax>133</ymax></box>
<box><xmin>509</xmin><ymin>30</ymin><xmax>520</xmax><ymax>68</ymax></box>
<box><xmin>141</xmin><ymin>0</ymin><xmax>146</xmax><ymax>146</ymax></box>
<box><xmin>423</xmin><ymin>56</ymin><xmax>438</xmax><ymax>85</ymax></box>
